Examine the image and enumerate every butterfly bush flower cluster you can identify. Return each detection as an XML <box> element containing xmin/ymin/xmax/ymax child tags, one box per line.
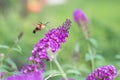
<box><xmin>86</xmin><ymin>65</ymin><xmax>117</xmax><ymax>80</ymax></box>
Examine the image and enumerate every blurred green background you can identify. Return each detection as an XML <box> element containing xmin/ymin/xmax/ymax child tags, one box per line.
<box><xmin>0</xmin><ymin>0</ymin><xmax>120</xmax><ymax>79</ymax></box>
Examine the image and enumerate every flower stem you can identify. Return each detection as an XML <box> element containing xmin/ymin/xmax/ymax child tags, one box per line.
<box><xmin>53</xmin><ymin>58</ymin><xmax>68</xmax><ymax>80</ymax></box>
<box><xmin>50</xmin><ymin>61</ymin><xmax>52</xmax><ymax>71</ymax></box>
<box><xmin>88</xmin><ymin>45</ymin><xmax>95</xmax><ymax>71</ymax></box>
<box><xmin>80</xmin><ymin>23</ymin><xmax>95</xmax><ymax>71</ymax></box>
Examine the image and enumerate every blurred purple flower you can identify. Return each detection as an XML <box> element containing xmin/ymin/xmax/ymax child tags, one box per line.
<box><xmin>6</xmin><ymin>72</ymin><xmax>43</xmax><ymax>80</ymax></box>
<box><xmin>0</xmin><ymin>72</ymin><xmax>5</xmax><ymax>78</ymax></box>
<box><xmin>29</xmin><ymin>19</ymin><xmax>71</xmax><ymax>65</ymax></box>
<box><xmin>86</xmin><ymin>65</ymin><xmax>117</xmax><ymax>80</ymax></box>
<box><xmin>73</xmin><ymin>9</ymin><xmax>88</xmax><ymax>25</ymax></box>
<box><xmin>73</xmin><ymin>9</ymin><xmax>90</xmax><ymax>39</ymax></box>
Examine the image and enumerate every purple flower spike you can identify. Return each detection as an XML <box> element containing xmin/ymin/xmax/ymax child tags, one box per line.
<box><xmin>6</xmin><ymin>72</ymin><xmax>43</xmax><ymax>80</ymax></box>
<box><xmin>29</xmin><ymin>19</ymin><xmax>71</xmax><ymax>65</ymax></box>
<box><xmin>86</xmin><ymin>65</ymin><xmax>117</xmax><ymax>80</ymax></box>
<box><xmin>73</xmin><ymin>9</ymin><xmax>88</xmax><ymax>25</ymax></box>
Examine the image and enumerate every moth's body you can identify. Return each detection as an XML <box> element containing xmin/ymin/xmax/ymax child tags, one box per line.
<box><xmin>33</xmin><ymin>22</ymin><xmax>48</xmax><ymax>34</ymax></box>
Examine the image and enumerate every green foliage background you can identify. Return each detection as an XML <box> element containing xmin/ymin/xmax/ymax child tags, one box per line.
<box><xmin>0</xmin><ymin>0</ymin><xmax>120</xmax><ymax>79</ymax></box>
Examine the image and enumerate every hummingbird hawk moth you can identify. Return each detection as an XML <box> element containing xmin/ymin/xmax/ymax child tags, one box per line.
<box><xmin>33</xmin><ymin>22</ymin><xmax>49</xmax><ymax>34</ymax></box>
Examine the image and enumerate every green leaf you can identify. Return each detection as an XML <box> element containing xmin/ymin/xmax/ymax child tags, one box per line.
<box><xmin>44</xmin><ymin>70</ymin><xmax>61</xmax><ymax>80</ymax></box>
<box><xmin>5</xmin><ymin>58</ymin><xmax>17</xmax><ymax>70</ymax></box>
<box><xmin>66</xmin><ymin>69</ymin><xmax>81</xmax><ymax>75</ymax></box>
<box><xmin>0</xmin><ymin>67</ymin><xmax>19</xmax><ymax>76</ymax></box>
<box><xmin>115</xmin><ymin>55</ymin><xmax>120</xmax><ymax>59</ymax></box>
<box><xmin>85</xmin><ymin>53</ymin><xmax>91</xmax><ymax>61</ymax></box>
<box><xmin>12</xmin><ymin>47</ymin><xmax>21</xmax><ymax>53</ymax></box>
<box><xmin>16</xmin><ymin>45</ymin><xmax>22</xmax><ymax>51</ymax></box>
<box><xmin>88</xmin><ymin>38</ymin><xmax>98</xmax><ymax>48</ymax></box>
<box><xmin>0</xmin><ymin>53</ymin><xmax>5</xmax><ymax>61</ymax></box>
<box><xmin>11</xmin><ymin>45</ymin><xmax>22</xmax><ymax>54</ymax></box>
<box><xmin>0</xmin><ymin>67</ymin><xmax>8</xmax><ymax>72</ymax></box>
<box><xmin>0</xmin><ymin>45</ymin><xmax>9</xmax><ymax>49</ymax></box>
<box><xmin>95</xmin><ymin>54</ymin><xmax>105</xmax><ymax>60</ymax></box>
<box><xmin>43</xmin><ymin>70</ymin><xmax>60</xmax><ymax>77</ymax></box>
<box><xmin>0</xmin><ymin>64</ymin><xmax>10</xmax><ymax>71</ymax></box>
<box><xmin>62</xmin><ymin>64</ymin><xmax>76</xmax><ymax>69</ymax></box>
